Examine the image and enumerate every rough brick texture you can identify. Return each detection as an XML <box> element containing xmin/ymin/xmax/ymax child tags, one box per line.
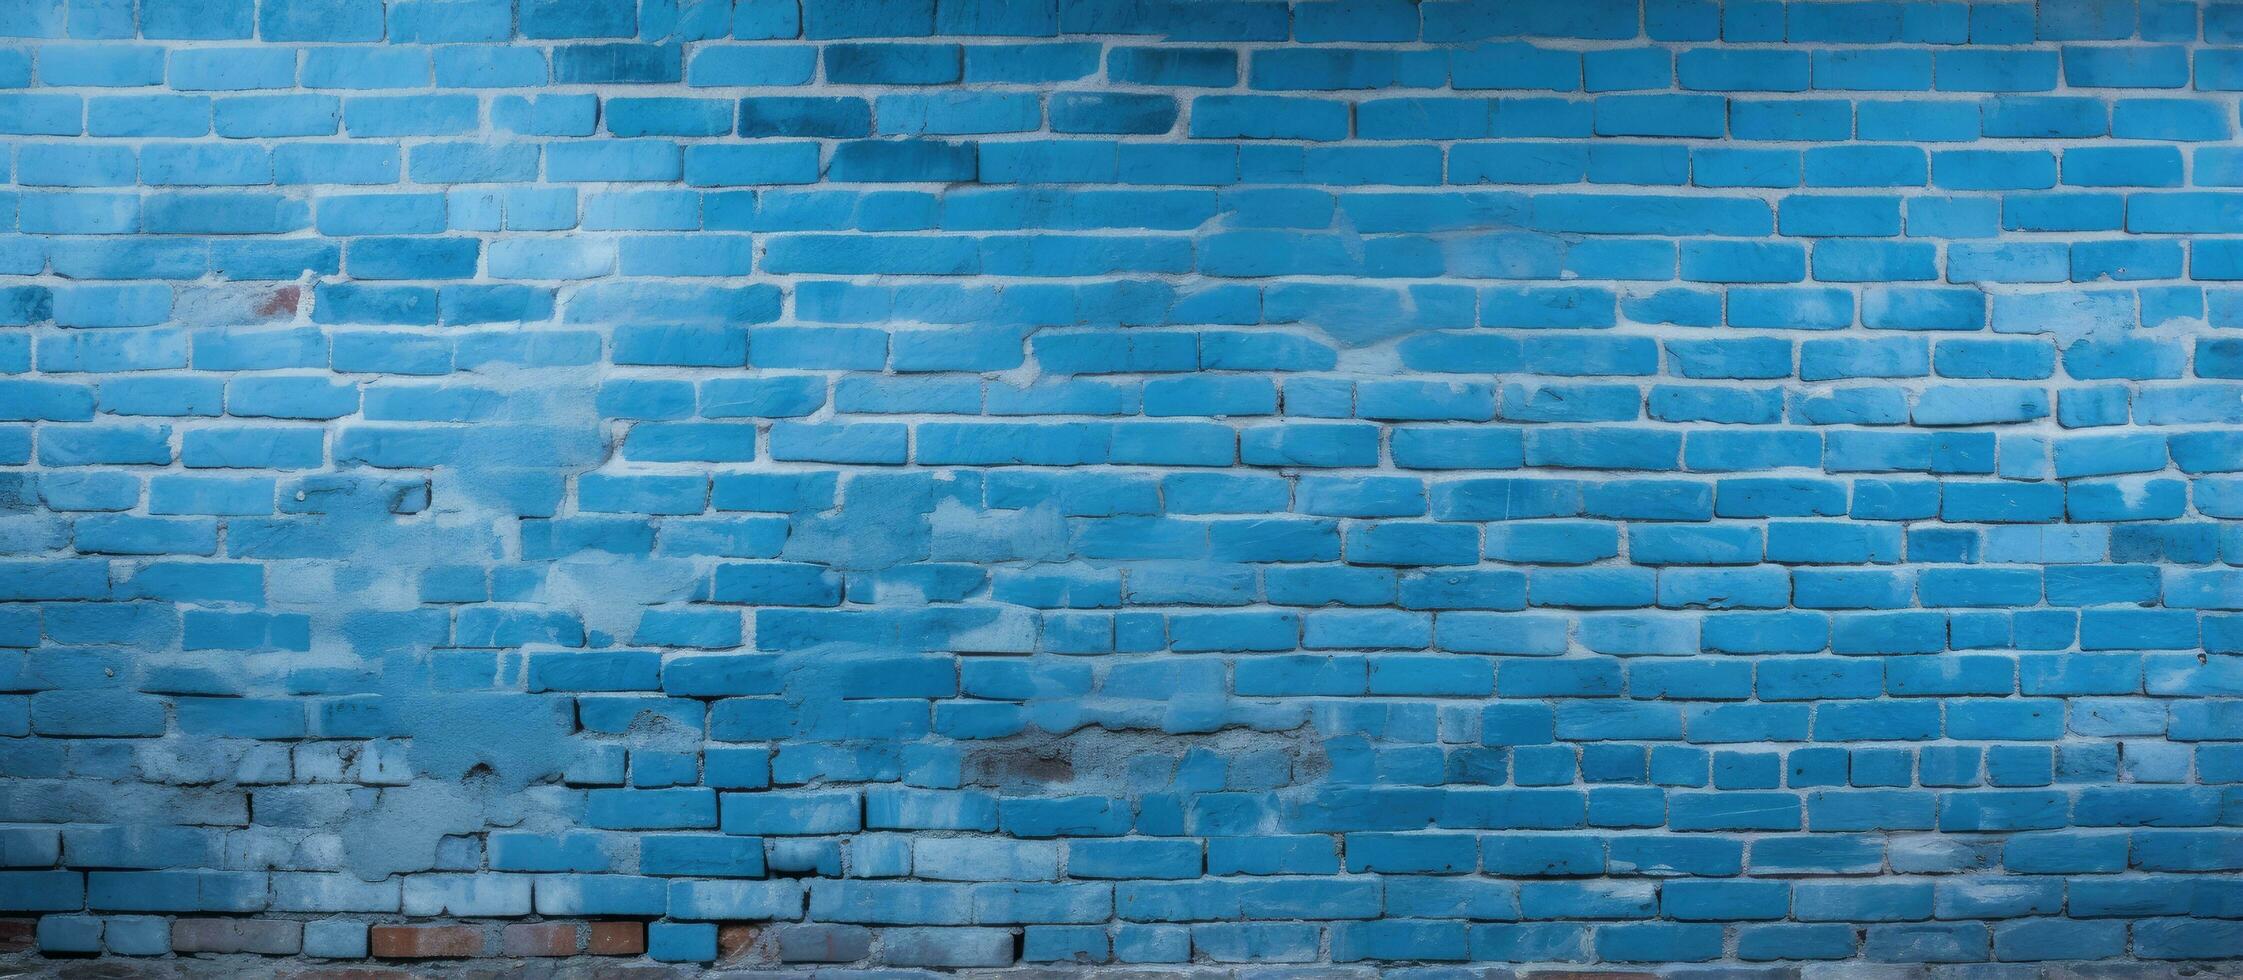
<box><xmin>4</xmin><ymin>0</ymin><xmax>2243</xmax><ymax>974</ymax></box>
<box><xmin>501</xmin><ymin>921</ymin><xmax>579</xmax><ymax>957</ymax></box>
<box><xmin>367</xmin><ymin>924</ymin><xmax>485</xmax><ymax>959</ymax></box>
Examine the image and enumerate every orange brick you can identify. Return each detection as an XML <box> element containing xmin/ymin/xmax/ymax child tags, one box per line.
<box><xmin>717</xmin><ymin>922</ymin><xmax>762</xmax><ymax>962</ymax></box>
<box><xmin>368</xmin><ymin>925</ymin><xmax>485</xmax><ymax>959</ymax></box>
<box><xmin>587</xmin><ymin>921</ymin><xmax>645</xmax><ymax>956</ymax></box>
<box><xmin>503</xmin><ymin>922</ymin><xmax>578</xmax><ymax>957</ymax></box>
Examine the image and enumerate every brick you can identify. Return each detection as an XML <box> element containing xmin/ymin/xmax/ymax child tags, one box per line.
<box><xmin>171</xmin><ymin>919</ymin><xmax>303</xmax><ymax>955</ymax></box>
<box><xmin>775</xmin><ymin>923</ymin><xmax>873</xmax><ymax>962</ymax></box>
<box><xmin>500</xmin><ymin>922</ymin><xmax>577</xmax><ymax>957</ymax></box>
<box><xmin>587</xmin><ymin>921</ymin><xmax>645</xmax><ymax>956</ymax></box>
<box><xmin>717</xmin><ymin>922</ymin><xmax>763</xmax><ymax>962</ymax></box>
<box><xmin>368</xmin><ymin>925</ymin><xmax>485</xmax><ymax>959</ymax></box>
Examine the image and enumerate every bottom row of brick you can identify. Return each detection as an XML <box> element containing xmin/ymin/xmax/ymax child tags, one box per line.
<box><xmin>2</xmin><ymin>917</ymin><xmax>652</xmax><ymax>960</ymax></box>
<box><xmin>5</xmin><ymin>915</ymin><xmax>2230</xmax><ymax>968</ymax></box>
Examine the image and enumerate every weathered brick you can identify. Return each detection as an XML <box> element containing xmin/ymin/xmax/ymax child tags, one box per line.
<box><xmin>501</xmin><ymin>922</ymin><xmax>578</xmax><ymax>957</ymax></box>
<box><xmin>587</xmin><ymin>921</ymin><xmax>646</xmax><ymax>956</ymax></box>
<box><xmin>367</xmin><ymin>925</ymin><xmax>485</xmax><ymax>960</ymax></box>
<box><xmin>774</xmin><ymin>923</ymin><xmax>873</xmax><ymax>963</ymax></box>
<box><xmin>716</xmin><ymin>923</ymin><xmax>763</xmax><ymax>963</ymax></box>
<box><xmin>171</xmin><ymin>918</ymin><xmax>303</xmax><ymax>955</ymax></box>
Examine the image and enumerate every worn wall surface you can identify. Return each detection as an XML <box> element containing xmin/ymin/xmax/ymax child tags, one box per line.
<box><xmin>3</xmin><ymin>0</ymin><xmax>2243</xmax><ymax>973</ymax></box>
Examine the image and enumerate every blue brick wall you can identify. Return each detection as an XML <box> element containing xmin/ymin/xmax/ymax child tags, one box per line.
<box><xmin>3</xmin><ymin>0</ymin><xmax>2242</xmax><ymax>971</ymax></box>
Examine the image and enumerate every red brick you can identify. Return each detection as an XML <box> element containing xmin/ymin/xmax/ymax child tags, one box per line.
<box><xmin>173</xmin><ymin>918</ymin><xmax>304</xmax><ymax>955</ymax></box>
<box><xmin>0</xmin><ymin>919</ymin><xmax>32</xmax><ymax>953</ymax></box>
<box><xmin>368</xmin><ymin>925</ymin><xmax>485</xmax><ymax>959</ymax></box>
<box><xmin>587</xmin><ymin>920</ymin><xmax>645</xmax><ymax>956</ymax></box>
<box><xmin>717</xmin><ymin>922</ymin><xmax>763</xmax><ymax>964</ymax></box>
<box><xmin>502</xmin><ymin>922</ymin><xmax>578</xmax><ymax>957</ymax></box>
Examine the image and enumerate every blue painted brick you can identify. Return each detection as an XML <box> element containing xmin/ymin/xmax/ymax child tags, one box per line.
<box><xmin>6</xmin><ymin>7</ymin><xmax>2239</xmax><ymax>971</ymax></box>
